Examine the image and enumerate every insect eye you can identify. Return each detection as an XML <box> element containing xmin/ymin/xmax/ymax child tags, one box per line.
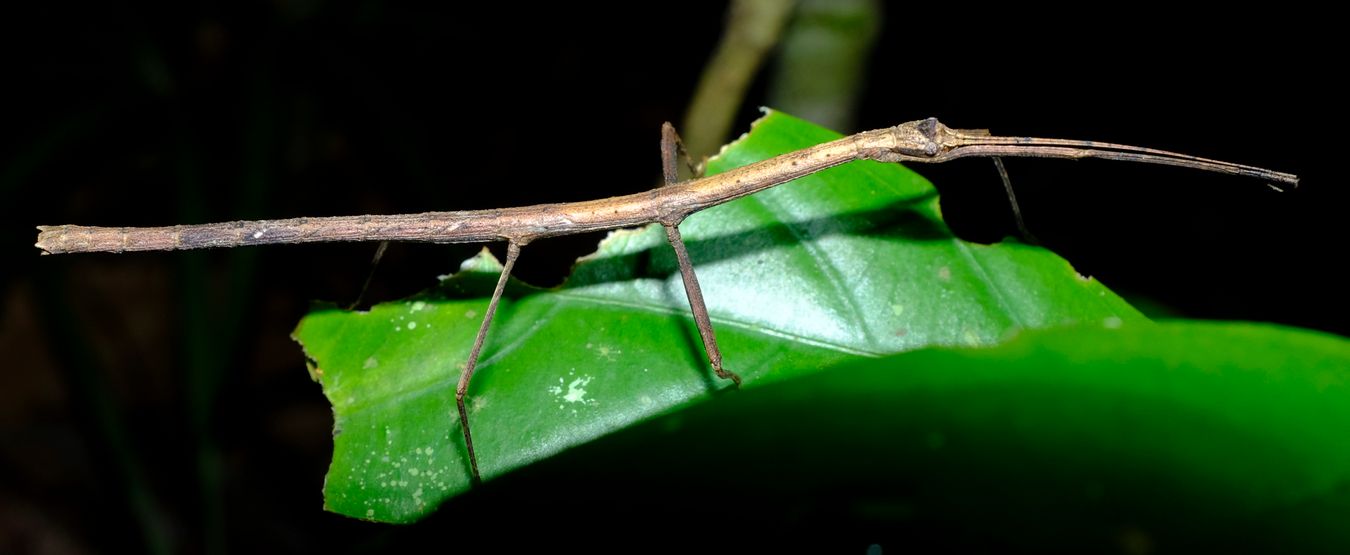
<box><xmin>917</xmin><ymin>117</ymin><xmax>943</xmax><ymax>156</ymax></box>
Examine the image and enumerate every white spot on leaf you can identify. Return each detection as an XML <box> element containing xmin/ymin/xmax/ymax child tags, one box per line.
<box><xmin>562</xmin><ymin>375</ymin><xmax>594</xmax><ymax>404</ymax></box>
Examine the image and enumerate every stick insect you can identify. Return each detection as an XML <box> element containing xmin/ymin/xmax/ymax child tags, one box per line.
<box><xmin>35</xmin><ymin>117</ymin><xmax>1299</xmax><ymax>482</ymax></box>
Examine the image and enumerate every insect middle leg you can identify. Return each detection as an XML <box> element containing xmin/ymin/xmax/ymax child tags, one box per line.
<box><xmin>659</xmin><ymin>122</ymin><xmax>742</xmax><ymax>387</ymax></box>
<box><xmin>455</xmin><ymin>240</ymin><xmax>522</xmax><ymax>483</ymax></box>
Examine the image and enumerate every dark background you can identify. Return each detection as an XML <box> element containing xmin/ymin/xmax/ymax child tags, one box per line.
<box><xmin>1</xmin><ymin>3</ymin><xmax>1336</xmax><ymax>553</ymax></box>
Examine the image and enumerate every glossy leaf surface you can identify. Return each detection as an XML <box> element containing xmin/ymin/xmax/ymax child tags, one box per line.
<box><xmin>294</xmin><ymin>111</ymin><xmax>1141</xmax><ymax>522</ymax></box>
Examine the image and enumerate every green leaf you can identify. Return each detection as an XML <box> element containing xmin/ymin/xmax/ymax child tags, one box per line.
<box><xmin>451</xmin><ymin>322</ymin><xmax>1350</xmax><ymax>551</ymax></box>
<box><xmin>293</xmin><ymin>110</ymin><xmax>1142</xmax><ymax>523</ymax></box>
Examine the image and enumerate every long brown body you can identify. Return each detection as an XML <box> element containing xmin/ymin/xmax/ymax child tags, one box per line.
<box><xmin>33</xmin><ymin>117</ymin><xmax>1299</xmax><ymax>482</ymax></box>
<box><xmin>34</xmin><ymin>118</ymin><xmax>1297</xmax><ymax>255</ymax></box>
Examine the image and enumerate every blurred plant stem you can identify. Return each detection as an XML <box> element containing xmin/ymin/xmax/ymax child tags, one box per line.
<box><xmin>35</xmin><ymin>267</ymin><xmax>172</xmax><ymax>555</ymax></box>
<box><xmin>767</xmin><ymin>0</ymin><xmax>880</xmax><ymax>132</ymax></box>
<box><xmin>681</xmin><ymin>0</ymin><xmax>796</xmax><ymax>161</ymax></box>
<box><xmin>681</xmin><ymin>0</ymin><xmax>881</xmax><ymax>162</ymax></box>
